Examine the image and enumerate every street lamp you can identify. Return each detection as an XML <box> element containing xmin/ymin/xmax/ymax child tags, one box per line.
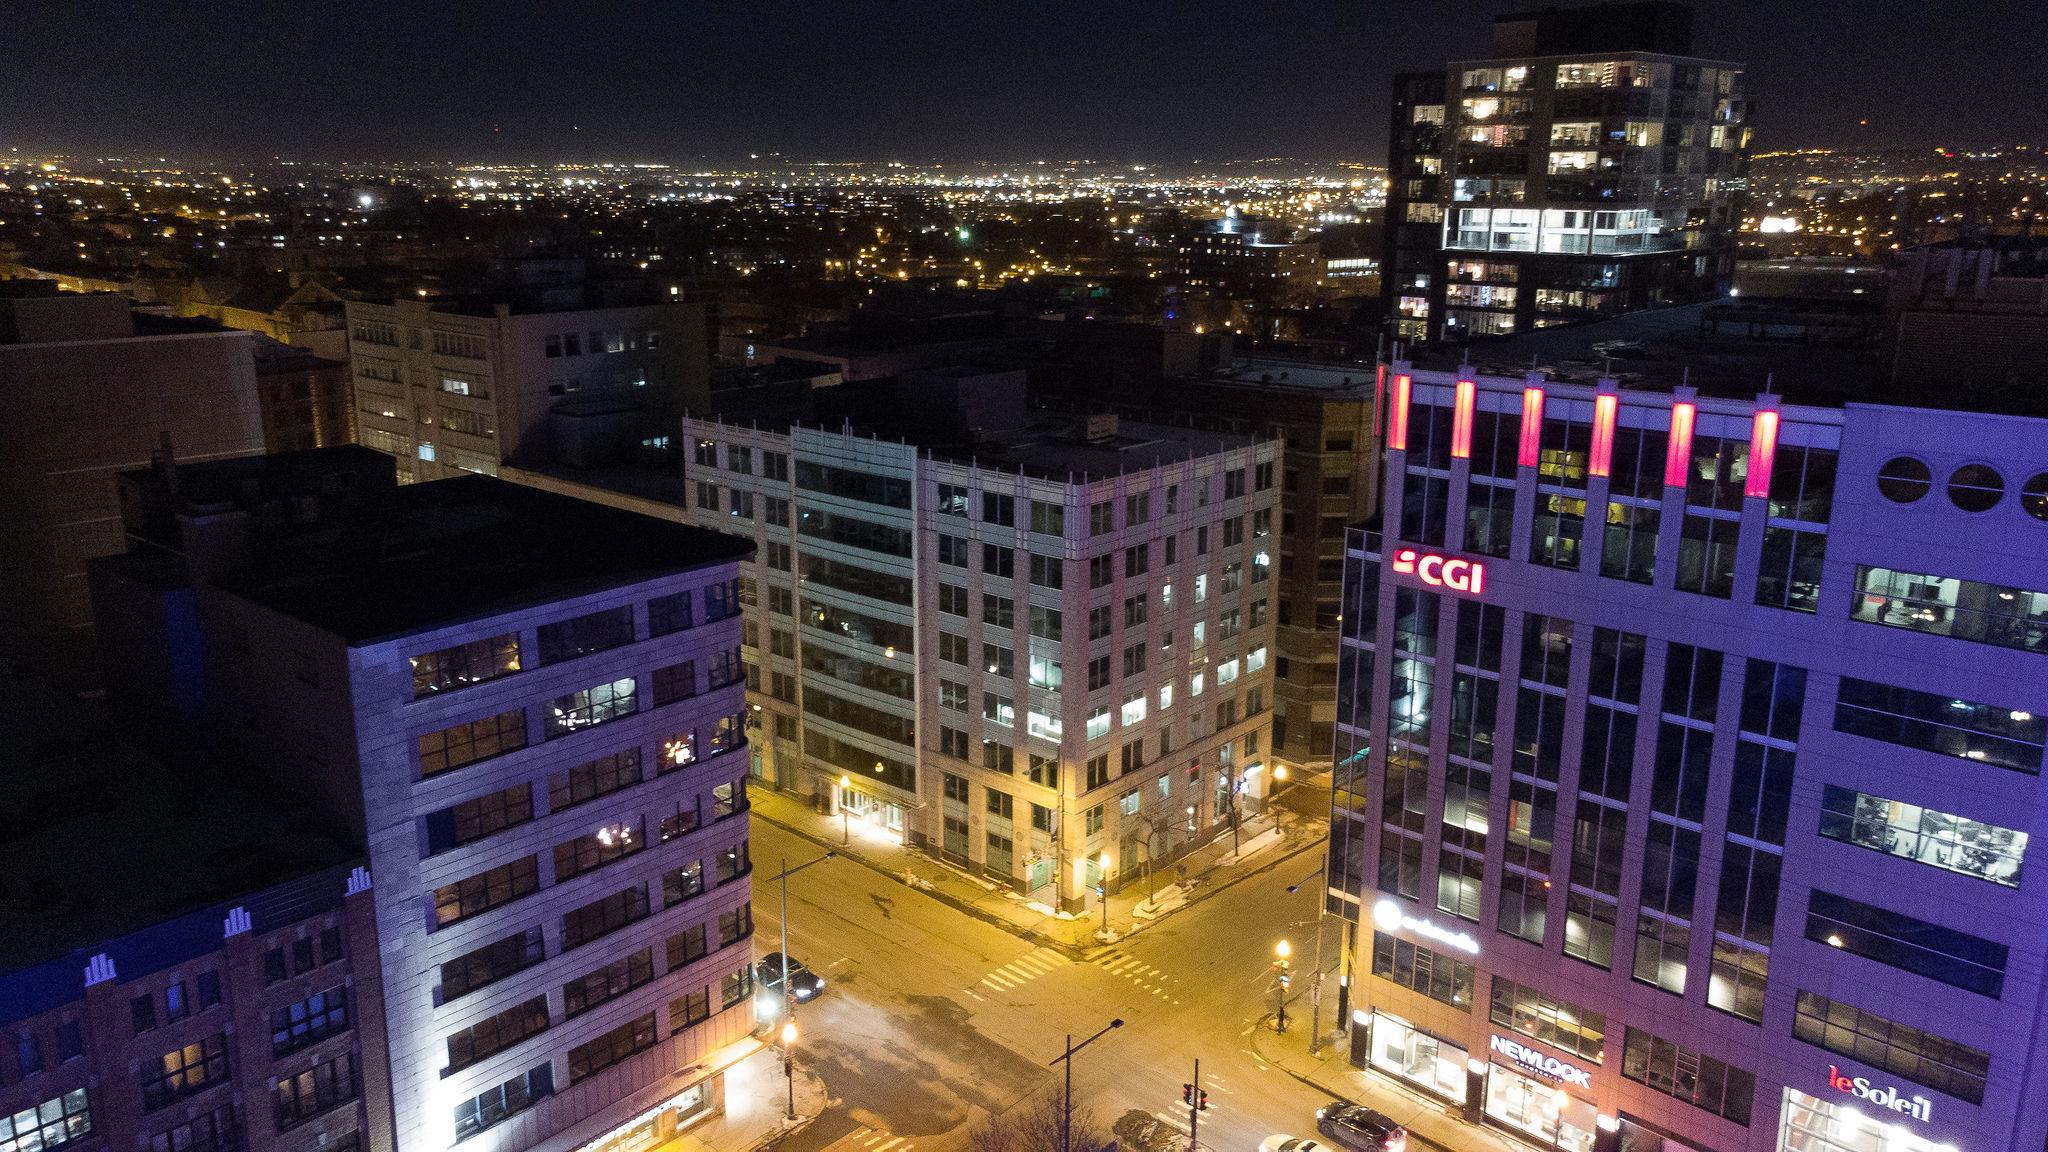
<box><xmin>839</xmin><ymin>774</ymin><xmax>852</xmax><ymax>845</ymax></box>
<box><xmin>1273</xmin><ymin>939</ymin><xmax>1293</xmax><ymax>1033</ymax></box>
<box><xmin>1287</xmin><ymin>856</ymin><xmax>1334</xmax><ymax>1054</ymax></box>
<box><xmin>779</xmin><ymin>1019</ymin><xmax>799</xmax><ymax>1121</ymax></box>
<box><xmin>1047</xmin><ymin>1018</ymin><xmax>1124</xmax><ymax>1152</ymax></box>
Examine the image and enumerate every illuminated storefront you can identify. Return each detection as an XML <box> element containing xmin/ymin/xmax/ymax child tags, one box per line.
<box><xmin>1483</xmin><ymin>1054</ymin><xmax>1597</xmax><ymax>1152</ymax></box>
<box><xmin>1368</xmin><ymin>1012</ymin><xmax>1468</xmax><ymax>1104</ymax></box>
<box><xmin>1777</xmin><ymin>1088</ymin><xmax>1955</xmax><ymax>1152</ymax></box>
<box><xmin>572</xmin><ymin>1080</ymin><xmax>715</xmax><ymax>1152</ymax></box>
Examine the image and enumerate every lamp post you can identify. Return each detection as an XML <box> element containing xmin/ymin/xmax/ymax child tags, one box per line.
<box><xmin>1097</xmin><ymin>851</ymin><xmax>1111</xmax><ymax>938</ymax></box>
<box><xmin>1287</xmin><ymin>857</ymin><xmax>1333</xmax><ymax>1054</ymax></box>
<box><xmin>1047</xmin><ymin>1019</ymin><xmax>1124</xmax><ymax>1152</ymax></box>
<box><xmin>780</xmin><ymin>1019</ymin><xmax>799</xmax><ymax>1121</ymax></box>
<box><xmin>1273</xmin><ymin>938</ymin><xmax>1293</xmax><ymax>1033</ymax></box>
<box><xmin>839</xmin><ymin>774</ymin><xmax>852</xmax><ymax>844</ymax></box>
<box><xmin>764</xmin><ymin>850</ymin><xmax>834</xmax><ymax>1117</ymax></box>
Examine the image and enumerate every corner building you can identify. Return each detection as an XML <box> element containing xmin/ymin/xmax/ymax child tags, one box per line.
<box><xmin>681</xmin><ymin>379</ymin><xmax>1279</xmax><ymax>913</ymax></box>
<box><xmin>1331</xmin><ymin>364</ymin><xmax>2048</xmax><ymax>1151</ymax></box>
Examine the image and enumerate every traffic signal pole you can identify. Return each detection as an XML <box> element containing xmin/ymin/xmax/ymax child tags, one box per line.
<box><xmin>1188</xmin><ymin>1059</ymin><xmax>1200</xmax><ymax>1152</ymax></box>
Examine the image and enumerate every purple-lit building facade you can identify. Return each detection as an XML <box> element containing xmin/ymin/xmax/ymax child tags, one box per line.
<box><xmin>1331</xmin><ymin>364</ymin><xmax>2048</xmax><ymax>1152</ymax></box>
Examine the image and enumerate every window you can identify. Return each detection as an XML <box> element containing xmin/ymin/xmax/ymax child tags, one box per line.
<box><xmin>1791</xmin><ymin>991</ymin><xmax>1988</xmax><ymax>1105</ymax></box>
<box><xmin>1124</xmin><ymin>544</ymin><xmax>1148</xmax><ymax>578</ymax></box>
<box><xmin>561</xmin><ymin>885</ymin><xmax>650</xmax><ymax>951</ymax></box>
<box><xmin>563</xmin><ymin>948</ymin><xmax>654</xmax><ymax>1018</ymax></box>
<box><xmin>270</xmin><ymin>986</ymin><xmax>348</xmax><ymax>1057</ymax></box>
<box><xmin>147</xmin><ymin>1101</ymin><xmax>231</xmax><ymax>1152</ymax></box>
<box><xmin>434</xmin><ymin>857</ymin><xmax>539</xmax><ymax>927</ymax></box>
<box><xmin>537</xmin><ymin>606</ymin><xmax>635</xmax><ymax>664</ymax></box>
<box><xmin>2</xmin><ymin>1091</ymin><xmax>91</xmax><ymax>1152</ymax></box>
<box><xmin>1818</xmin><ymin>784</ymin><xmax>2025</xmax><ymax>888</ymax></box>
<box><xmin>937</xmin><ymin>484</ymin><xmax>970</xmax><ymax>515</ymax></box>
<box><xmin>664</xmin><ymin>860</ymin><xmax>705</xmax><ymax>905</ymax></box>
<box><xmin>648</xmin><ymin>589</ymin><xmax>695</xmax><ymax>635</ymax></box>
<box><xmin>1090</xmin><ymin>501</ymin><xmax>1114</xmax><ymax>535</ymax></box>
<box><xmin>567</xmin><ymin>1014</ymin><xmax>657</xmax><ymax>1085</ymax></box>
<box><xmin>984</xmin><ymin>643</ymin><xmax>1014</xmax><ymax>678</ymax></box>
<box><xmin>1621</xmin><ymin>1029</ymin><xmax>1754</xmax><ymax>1126</ymax></box>
<box><xmin>1031</xmin><ymin>501</ymin><xmax>1064</xmax><ymax>535</ymax></box>
<box><xmin>1030</xmin><ymin>554</ymin><xmax>1064</xmax><ymax>589</ymax></box>
<box><xmin>1947</xmin><ymin>463</ymin><xmax>2004</xmax><ymax>512</ymax></box>
<box><xmin>271</xmin><ymin>1053</ymin><xmax>355</xmax><ymax>1132</ymax></box>
<box><xmin>453</xmin><ymin>1065</ymin><xmax>553</xmax><ymax>1143</ymax></box>
<box><xmin>983</xmin><ymin>492</ymin><xmax>1016</xmax><ymax>526</ymax></box>
<box><xmin>132</xmin><ymin>992</ymin><xmax>156</xmax><ymax>1034</ymax></box>
<box><xmin>1876</xmin><ymin>455</ymin><xmax>1932</xmax><ymax>503</ymax></box>
<box><xmin>721</xmin><ymin>966</ymin><xmax>755</xmax><ymax>1009</ymax></box>
<box><xmin>666</xmin><ymin>924</ymin><xmax>708</xmax><ymax>969</ymax></box>
<box><xmin>1125</xmin><ymin>491</ymin><xmax>1150</xmax><ymax>526</ymax></box>
<box><xmin>1371</xmin><ymin>933</ymin><xmax>1474</xmax><ymax>1009</ymax></box>
<box><xmin>425</xmin><ymin>782</ymin><xmax>533</xmax><ymax>854</ymax></box>
<box><xmin>1833</xmin><ymin>677</ymin><xmax>2044</xmax><ymax>773</ymax></box>
<box><xmin>983</xmin><ymin>544</ymin><xmax>1015</xmax><ymax>578</ymax></box>
<box><xmin>704</xmin><ymin>578</ymin><xmax>743</xmax><ymax>621</ymax></box>
<box><xmin>651</xmin><ymin>660</ymin><xmax>698</xmax><ymax>706</ymax></box>
<box><xmin>553</xmin><ymin>820</ymin><xmax>646</xmax><ymax>881</ymax></box>
<box><xmin>418</xmin><ymin>710</ymin><xmax>527</xmax><ymax>777</ymax></box>
<box><xmin>1029</xmin><ymin>605</ymin><xmax>1062</xmax><ymax>642</ymax></box>
<box><xmin>1088</xmin><ymin>606</ymin><xmax>1112</xmax><ymax>641</ymax></box>
<box><xmin>194</xmin><ymin>971</ymin><xmax>221</xmax><ymax>1009</ymax></box>
<box><xmin>1029</xmin><ymin>754</ymin><xmax>1058</xmax><ymax>788</ymax></box>
<box><xmin>410</xmin><ymin>633</ymin><xmax>521</xmax><ymax>698</ymax></box>
<box><xmin>1805</xmin><ymin>889</ymin><xmax>2006</xmax><ymax>997</ymax></box>
<box><xmin>983</xmin><ymin>594</ymin><xmax>1015</xmax><ymax>629</ymax></box>
<box><xmin>140</xmin><ymin>1034</ymin><xmax>229</xmax><ymax>1111</ymax></box>
<box><xmin>1489</xmin><ymin>977</ymin><xmax>1604</xmax><ymax>1063</ymax></box>
<box><xmin>1849</xmin><ymin>564</ymin><xmax>2048</xmax><ymax>654</ymax></box>
<box><xmin>670</xmin><ymin>988</ymin><xmax>711</xmax><ymax>1030</ymax></box>
<box><xmin>939</xmin><ymin>535</ymin><xmax>969</xmax><ymax>567</ymax></box>
<box><xmin>939</xmin><ymin>584</ymin><xmax>967</xmax><ymax>616</ymax></box>
<box><xmin>439</xmin><ymin>927</ymin><xmax>546</xmax><ymax>1002</ymax></box>
<box><xmin>545</xmin><ymin>678</ymin><xmax>638</xmax><ymax>739</ymax></box>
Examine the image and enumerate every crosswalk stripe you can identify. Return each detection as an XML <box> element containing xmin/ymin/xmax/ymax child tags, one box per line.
<box><xmin>875</xmin><ymin>1139</ymin><xmax>907</xmax><ymax>1152</ymax></box>
<box><xmin>862</xmin><ymin>1134</ymin><xmax>885</xmax><ymax>1147</ymax></box>
<box><xmin>982</xmin><ymin>973</ymin><xmax>1015</xmax><ymax>989</ymax></box>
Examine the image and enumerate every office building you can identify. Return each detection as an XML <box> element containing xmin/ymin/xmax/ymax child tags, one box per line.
<box><xmin>1882</xmin><ymin>241</ymin><xmax>2048</xmax><ymax>407</ymax></box>
<box><xmin>345</xmin><ymin>284</ymin><xmax>710</xmax><ymax>483</ymax></box>
<box><xmin>1330</xmin><ymin>361</ymin><xmax>2048</xmax><ymax>1151</ymax></box>
<box><xmin>253</xmin><ymin>337</ymin><xmax>356</xmax><ymax>453</ymax></box>
<box><xmin>681</xmin><ymin>368</ymin><xmax>1279</xmax><ymax>911</ymax></box>
<box><xmin>93</xmin><ymin>450</ymin><xmax>760</xmax><ymax>1152</ymax></box>
<box><xmin>1384</xmin><ymin>1</ymin><xmax>1749</xmax><ymax>344</ymax></box>
<box><xmin>0</xmin><ymin>282</ymin><xmax>267</xmax><ymax>679</ymax></box>
<box><xmin>0</xmin><ymin>735</ymin><xmax>392</xmax><ymax>1152</ymax></box>
<box><xmin>1035</xmin><ymin>341</ymin><xmax>1383</xmax><ymax>779</ymax></box>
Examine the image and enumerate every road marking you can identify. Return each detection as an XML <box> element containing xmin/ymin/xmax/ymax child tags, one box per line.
<box><xmin>963</xmin><ymin>989</ymin><xmax>985</xmax><ymax>1001</ymax></box>
<box><xmin>977</xmin><ymin>947</ymin><xmax>1068</xmax><ymax>993</ymax></box>
<box><xmin>875</xmin><ymin>1138</ymin><xmax>908</xmax><ymax>1152</ymax></box>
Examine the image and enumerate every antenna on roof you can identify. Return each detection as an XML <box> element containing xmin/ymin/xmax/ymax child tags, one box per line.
<box><xmin>1681</xmin><ymin>367</ymin><xmax>1690</xmax><ymax>387</ymax></box>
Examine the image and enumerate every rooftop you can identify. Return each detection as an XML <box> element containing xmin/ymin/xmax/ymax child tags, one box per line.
<box><xmin>222</xmin><ymin>471</ymin><xmax>753</xmax><ymax>644</ymax></box>
<box><xmin>1198</xmin><ymin>356</ymin><xmax>1380</xmax><ymax>394</ymax></box>
<box><xmin>1401</xmin><ymin>299</ymin><xmax>1883</xmax><ymax>406</ymax></box>
<box><xmin>0</xmin><ymin>691</ymin><xmax>358</xmax><ymax>974</ymax></box>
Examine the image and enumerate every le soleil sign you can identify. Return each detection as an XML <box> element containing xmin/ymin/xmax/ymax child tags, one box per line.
<box><xmin>1391</xmin><ymin>548</ymin><xmax>1487</xmax><ymax>596</ymax></box>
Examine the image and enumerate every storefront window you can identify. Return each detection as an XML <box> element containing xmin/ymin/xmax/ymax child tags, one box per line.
<box><xmin>1485</xmin><ymin>1065</ymin><xmax>1595</xmax><ymax>1152</ymax></box>
<box><xmin>1370</xmin><ymin>1014</ymin><xmax>1467</xmax><ymax>1103</ymax></box>
<box><xmin>1776</xmin><ymin>1088</ymin><xmax>1947</xmax><ymax>1152</ymax></box>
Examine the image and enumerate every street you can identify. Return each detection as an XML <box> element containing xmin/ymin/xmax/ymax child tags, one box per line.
<box><xmin>747</xmin><ymin>816</ymin><xmax>1370</xmax><ymax>1152</ymax></box>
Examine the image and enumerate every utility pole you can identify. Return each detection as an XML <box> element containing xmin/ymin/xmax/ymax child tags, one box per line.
<box><xmin>1188</xmin><ymin>1059</ymin><xmax>1201</xmax><ymax>1152</ymax></box>
<box><xmin>1288</xmin><ymin>858</ymin><xmax>1333</xmax><ymax>1054</ymax></box>
<box><xmin>767</xmin><ymin>851</ymin><xmax>834</xmax><ymax>1120</ymax></box>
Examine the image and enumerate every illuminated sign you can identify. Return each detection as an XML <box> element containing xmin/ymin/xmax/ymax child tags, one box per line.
<box><xmin>1828</xmin><ymin>1066</ymin><xmax>1932</xmax><ymax>1123</ymax></box>
<box><xmin>1391</xmin><ymin>549</ymin><xmax>1486</xmax><ymax>595</ymax></box>
<box><xmin>1373</xmin><ymin>898</ymin><xmax>1480</xmax><ymax>955</ymax></box>
<box><xmin>1489</xmin><ymin>1036</ymin><xmax>1593</xmax><ymax>1088</ymax></box>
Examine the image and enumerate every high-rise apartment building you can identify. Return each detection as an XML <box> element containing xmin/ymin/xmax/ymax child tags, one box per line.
<box><xmin>0</xmin><ymin>283</ymin><xmax>267</xmax><ymax>680</ymax></box>
<box><xmin>1330</xmin><ymin>363</ymin><xmax>2048</xmax><ymax>1152</ymax></box>
<box><xmin>1384</xmin><ymin>1</ymin><xmax>1749</xmax><ymax>345</ymax></box>
<box><xmin>345</xmin><ymin>288</ymin><xmax>709</xmax><ymax>483</ymax></box>
<box><xmin>681</xmin><ymin>369</ymin><xmax>1279</xmax><ymax>911</ymax></box>
<box><xmin>93</xmin><ymin>451</ymin><xmax>759</xmax><ymax>1152</ymax></box>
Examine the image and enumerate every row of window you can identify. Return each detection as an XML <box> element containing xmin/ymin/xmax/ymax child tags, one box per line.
<box><xmin>543</xmin><ymin>329</ymin><xmax>661</xmax><ymax>359</ymax></box>
<box><xmin>417</xmin><ymin>674</ymin><xmax>743</xmax><ymax>779</ymax></box>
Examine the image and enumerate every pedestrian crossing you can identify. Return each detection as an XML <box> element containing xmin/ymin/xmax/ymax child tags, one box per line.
<box><xmin>977</xmin><ymin>947</ymin><xmax>1071</xmax><ymax>992</ymax></box>
<box><xmin>847</xmin><ymin>1126</ymin><xmax>914</xmax><ymax>1152</ymax></box>
<box><xmin>1093</xmin><ymin>950</ymin><xmax>1177</xmax><ymax>1001</ymax></box>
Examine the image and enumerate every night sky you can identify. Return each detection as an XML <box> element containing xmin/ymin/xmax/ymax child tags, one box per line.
<box><xmin>1</xmin><ymin>0</ymin><xmax>2032</xmax><ymax>163</ymax></box>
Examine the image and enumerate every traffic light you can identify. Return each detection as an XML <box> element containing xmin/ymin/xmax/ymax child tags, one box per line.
<box><xmin>1279</xmin><ymin>972</ymin><xmax>1291</xmax><ymax>990</ymax></box>
<box><xmin>1198</xmin><ymin>1091</ymin><xmax>1210</xmax><ymax>1111</ymax></box>
<box><xmin>1181</xmin><ymin>1084</ymin><xmax>1194</xmax><ymax>1106</ymax></box>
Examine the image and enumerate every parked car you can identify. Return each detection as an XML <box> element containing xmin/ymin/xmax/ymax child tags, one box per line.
<box><xmin>1314</xmin><ymin>1102</ymin><xmax>1407</xmax><ymax>1152</ymax></box>
<box><xmin>756</xmin><ymin>952</ymin><xmax>826</xmax><ymax>1004</ymax></box>
<box><xmin>1260</xmin><ymin>1136</ymin><xmax>1332</xmax><ymax>1152</ymax></box>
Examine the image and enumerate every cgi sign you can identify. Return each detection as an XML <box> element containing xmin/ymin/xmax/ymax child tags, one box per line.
<box><xmin>1391</xmin><ymin>548</ymin><xmax>1486</xmax><ymax>596</ymax></box>
<box><xmin>1829</xmin><ymin>1066</ymin><xmax>1933</xmax><ymax>1123</ymax></box>
<box><xmin>1488</xmin><ymin>1036</ymin><xmax>1592</xmax><ymax>1089</ymax></box>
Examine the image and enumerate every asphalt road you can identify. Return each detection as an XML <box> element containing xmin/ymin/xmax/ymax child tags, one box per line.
<box><xmin>748</xmin><ymin>818</ymin><xmax>1359</xmax><ymax>1152</ymax></box>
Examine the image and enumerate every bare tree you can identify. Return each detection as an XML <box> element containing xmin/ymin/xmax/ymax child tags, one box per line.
<box><xmin>968</xmin><ymin>1091</ymin><xmax>1111</xmax><ymax>1152</ymax></box>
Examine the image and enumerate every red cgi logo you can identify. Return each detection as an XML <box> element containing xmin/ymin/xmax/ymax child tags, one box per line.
<box><xmin>1391</xmin><ymin>549</ymin><xmax>1486</xmax><ymax>596</ymax></box>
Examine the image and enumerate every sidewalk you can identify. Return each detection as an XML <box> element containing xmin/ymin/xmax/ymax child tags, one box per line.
<box><xmin>748</xmin><ymin>784</ymin><xmax>1326</xmax><ymax>956</ymax></box>
<box><xmin>645</xmin><ymin>1043</ymin><xmax>829</xmax><ymax>1152</ymax></box>
<box><xmin>1249</xmin><ymin>1019</ymin><xmax>1527</xmax><ymax>1152</ymax></box>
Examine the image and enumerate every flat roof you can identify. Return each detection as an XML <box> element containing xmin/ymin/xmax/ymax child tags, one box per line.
<box><xmin>0</xmin><ymin>722</ymin><xmax>358</xmax><ymax>974</ymax></box>
<box><xmin>854</xmin><ymin>410</ymin><xmax>1261</xmax><ymax>481</ymax></box>
<box><xmin>1197</xmin><ymin>356</ymin><xmax>1380</xmax><ymax>394</ymax></box>
<box><xmin>227</xmin><ymin>474</ymin><xmax>753</xmax><ymax>644</ymax></box>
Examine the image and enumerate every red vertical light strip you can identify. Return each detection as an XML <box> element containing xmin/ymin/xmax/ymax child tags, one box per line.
<box><xmin>1746</xmin><ymin>408</ymin><xmax>1780</xmax><ymax>498</ymax></box>
<box><xmin>1388</xmin><ymin>373</ymin><xmax>1412</xmax><ymax>451</ymax></box>
<box><xmin>1588</xmin><ymin>393</ymin><xmax>1619</xmax><ymax>478</ymax></box>
<box><xmin>1664</xmin><ymin>402</ymin><xmax>1696</xmax><ymax>487</ymax></box>
<box><xmin>1373</xmin><ymin>364</ymin><xmax>1387</xmax><ymax>437</ymax></box>
<box><xmin>1450</xmin><ymin>378</ymin><xmax>1476</xmax><ymax>459</ymax></box>
<box><xmin>1517</xmin><ymin>387</ymin><xmax>1544</xmax><ymax>468</ymax></box>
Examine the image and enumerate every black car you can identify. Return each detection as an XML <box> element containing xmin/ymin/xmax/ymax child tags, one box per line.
<box><xmin>1314</xmin><ymin>1102</ymin><xmax>1407</xmax><ymax>1152</ymax></box>
<box><xmin>756</xmin><ymin>952</ymin><xmax>826</xmax><ymax>1004</ymax></box>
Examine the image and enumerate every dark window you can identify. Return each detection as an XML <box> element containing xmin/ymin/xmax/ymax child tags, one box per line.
<box><xmin>452</xmin><ymin>1065</ymin><xmax>553</xmax><ymax>1143</ymax></box>
<box><xmin>561</xmin><ymin>885</ymin><xmax>650</xmax><ymax>951</ymax></box>
<box><xmin>1621</xmin><ymin>1028</ymin><xmax>1754</xmax><ymax>1126</ymax></box>
<box><xmin>1791</xmin><ymin>991</ymin><xmax>1988</xmax><ymax>1104</ymax></box>
<box><xmin>549</xmin><ymin>748</ymin><xmax>644</xmax><ymax>811</ymax></box>
<box><xmin>652</xmin><ymin>661</ymin><xmax>698</xmax><ymax>706</ymax></box>
<box><xmin>424</xmin><ymin>782</ymin><xmax>534</xmax><ymax>855</ymax></box>
<box><xmin>444</xmin><ymin>998</ymin><xmax>549</xmax><ymax>1074</ymax></box>
<box><xmin>433</xmin><ymin>857</ymin><xmax>540</xmax><ymax>928</ymax></box>
<box><xmin>566</xmin><ymin>1014</ymin><xmax>657</xmax><ymax>1085</ymax></box>
<box><xmin>1835</xmin><ymin>677</ymin><xmax>2044</xmax><ymax>773</ymax></box>
<box><xmin>439</xmin><ymin>927</ymin><xmax>546</xmax><ymax>1003</ymax></box>
<box><xmin>1875</xmin><ymin>456</ymin><xmax>1931</xmax><ymax>503</ymax></box>
<box><xmin>648</xmin><ymin>590</ymin><xmax>695</xmax><ymax>635</ymax></box>
<box><xmin>132</xmin><ymin>993</ymin><xmax>156</xmax><ymax>1035</ymax></box>
<box><xmin>270</xmin><ymin>986</ymin><xmax>348</xmax><ymax>1057</ymax></box>
<box><xmin>1805</xmin><ymin>890</ymin><xmax>2007</xmax><ymax>998</ymax></box>
<box><xmin>418</xmin><ymin>710</ymin><xmax>527</xmax><ymax>778</ymax></box>
<box><xmin>536</xmin><ymin>606</ymin><xmax>635</xmax><ymax>664</ymax></box>
<box><xmin>148</xmin><ymin>1101</ymin><xmax>235</xmax><ymax>1152</ymax></box>
<box><xmin>563</xmin><ymin>948</ymin><xmax>655</xmax><ymax>1018</ymax></box>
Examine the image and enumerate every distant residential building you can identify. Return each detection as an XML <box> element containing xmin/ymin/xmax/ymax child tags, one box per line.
<box><xmin>0</xmin><ymin>282</ymin><xmax>266</xmax><ymax>680</ymax></box>
<box><xmin>1385</xmin><ymin>1</ymin><xmax>1749</xmax><ymax>344</ymax></box>
<box><xmin>253</xmin><ymin>338</ymin><xmax>355</xmax><ymax>453</ymax></box>
<box><xmin>682</xmin><ymin>370</ymin><xmax>1280</xmax><ymax>911</ymax></box>
<box><xmin>93</xmin><ymin>452</ymin><xmax>759</xmax><ymax>1152</ymax></box>
<box><xmin>345</xmin><ymin>288</ymin><xmax>709</xmax><ymax>483</ymax></box>
<box><xmin>0</xmin><ymin>735</ymin><xmax>392</xmax><ymax>1152</ymax></box>
<box><xmin>1882</xmin><ymin>242</ymin><xmax>2048</xmax><ymax>408</ymax></box>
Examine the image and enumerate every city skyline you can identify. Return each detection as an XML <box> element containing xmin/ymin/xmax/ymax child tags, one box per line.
<box><xmin>3</xmin><ymin>0</ymin><xmax>2040</xmax><ymax>162</ymax></box>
